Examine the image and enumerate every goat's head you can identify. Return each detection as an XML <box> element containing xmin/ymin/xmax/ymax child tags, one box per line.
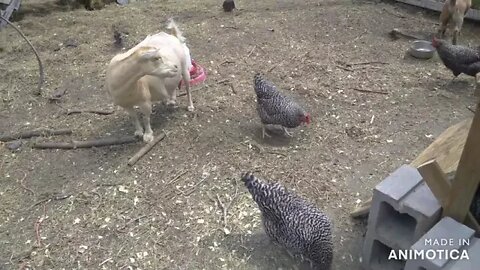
<box><xmin>136</xmin><ymin>46</ymin><xmax>178</xmax><ymax>78</ymax></box>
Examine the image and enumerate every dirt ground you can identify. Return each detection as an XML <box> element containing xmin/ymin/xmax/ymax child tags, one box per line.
<box><xmin>1</xmin><ymin>0</ymin><xmax>479</xmax><ymax>269</ymax></box>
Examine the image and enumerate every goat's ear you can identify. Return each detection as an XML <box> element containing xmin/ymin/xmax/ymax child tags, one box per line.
<box><xmin>138</xmin><ymin>48</ymin><xmax>161</xmax><ymax>61</ymax></box>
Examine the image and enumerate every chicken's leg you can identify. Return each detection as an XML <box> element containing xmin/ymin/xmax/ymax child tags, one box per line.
<box><xmin>262</xmin><ymin>125</ymin><xmax>272</xmax><ymax>139</ymax></box>
<box><xmin>282</xmin><ymin>126</ymin><xmax>293</xmax><ymax>137</ymax></box>
<box><xmin>443</xmin><ymin>76</ymin><xmax>457</xmax><ymax>88</ymax></box>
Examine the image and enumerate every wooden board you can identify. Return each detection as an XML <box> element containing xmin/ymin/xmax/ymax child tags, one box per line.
<box><xmin>444</xmin><ymin>103</ymin><xmax>480</xmax><ymax>223</ymax></box>
<box><xmin>410</xmin><ymin>118</ymin><xmax>472</xmax><ymax>172</ymax></box>
<box><xmin>351</xmin><ymin>118</ymin><xmax>472</xmax><ymax>218</ymax></box>
<box><xmin>395</xmin><ymin>0</ymin><xmax>480</xmax><ymax>22</ymax></box>
<box><xmin>417</xmin><ymin>160</ymin><xmax>480</xmax><ymax>231</ymax></box>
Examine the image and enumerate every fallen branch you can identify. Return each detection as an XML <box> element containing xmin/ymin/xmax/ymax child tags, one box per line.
<box><xmin>217</xmin><ymin>60</ymin><xmax>235</xmax><ymax>68</ymax></box>
<box><xmin>267</xmin><ymin>65</ymin><xmax>276</xmax><ymax>73</ymax></box>
<box><xmin>222</xmin><ymin>26</ymin><xmax>238</xmax><ymax>30</ymax></box>
<box><xmin>66</xmin><ymin>109</ymin><xmax>115</xmax><ymax>116</ymax></box>
<box><xmin>246</xmin><ymin>45</ymin><xmax>257</xmax><ymax>58</ymax></box>
<box><xmin>0</xmin><ymin>128</ymin><xmax>72</xmax><ymax>142</ymax></box>
<box><xmin>352</xmin><ymin>87</ymin><xmax>388</xmax><ymax>95</ymax></box>
<box><xmin>336</xmin><ymin>65</ymin><xmax>354</xmax><ymax>72</ymax></box>
<box><xmin>216</xmin><ymin>194</ymin><xmax>227</xmax><ymax>226</ymax></box>
<box><xmin>166</xmin><ymin>170</ymin><xmax>188</xmax><ymax>185</ymax></box>
<box><xmin>228</xmin><ymin>83</ymin><xmax>236</xmax><ymax>94</ymax></box>
<box><xmin>389</xmin><ymin>28</ymin><xmax>423</xmax><ymax>41</ymax></box>
<box><xmin>216</xmin><ymin>182</ymin><xmax>239</xmax><ymax>230</ymax></box>
<box><xmin>216</xmin><ymin>79</ymin><xmax>230</xmax><ymax>84</ymax></box>
<box><xmin>347</xmin><ymin>61</ymin><xmax>389</xmax><ymax>66</ymax></box>
<box><xmin>0</xmin><ymin>15</ymin><xmax>44</xmax><ymax>96</ymax></box>
<box><xmin>127</xmin><ymin>132</ymin><xmax>167</xmax><ymax>166</ymax></box>
<box><xmin>29</xmin><ymin>193</ymin><xmax>72</xmax><ymax>210</ymax></box>
<box><xmin>33</xmin><ymin>136</ymin><xmax>138</xmax><ymax>149</ymax></box>
<box><xmin>467</xmin><ymin>106</ymin><xmax>476</xmax><ymax>113</ymax></box>
<box><xmin>19</xmin><ymin>172</ymin><xmax>35</xmax><ymax>196</ymax></box>
<box><xmin>34</xmin><ymin>204</ymin><xmax>47</xmax><ymax>247</ymax></box>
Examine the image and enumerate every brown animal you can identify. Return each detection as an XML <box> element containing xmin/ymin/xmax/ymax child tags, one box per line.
<box><xmin>438</xmin><ymin>0</ymin><xmax>472</xmax><ymax>45</ymax></box>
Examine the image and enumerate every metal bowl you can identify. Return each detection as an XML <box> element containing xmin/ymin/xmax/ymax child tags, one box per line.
<box><xmin>409</xmin><ymin>40</ymin><xmax>435</xmax><ymax>59</ymax></box>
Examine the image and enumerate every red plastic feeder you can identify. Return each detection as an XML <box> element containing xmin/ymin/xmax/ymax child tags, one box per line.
<box><xmin>179</xmin><ymin>60</ymin><xmax>207</xmax><ymax>88</ymax></box>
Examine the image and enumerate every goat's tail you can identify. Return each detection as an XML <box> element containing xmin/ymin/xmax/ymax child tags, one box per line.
<box><xmin>166</xmin><ymin>18</ymin><xmax>186</xmax><ymax>43</ymax></box>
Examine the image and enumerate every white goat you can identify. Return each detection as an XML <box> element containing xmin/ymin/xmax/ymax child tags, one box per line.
<box><xmin>106</xmin><ymin>19</ymin><xmax>194</xmax><ymax>142</ymax></box>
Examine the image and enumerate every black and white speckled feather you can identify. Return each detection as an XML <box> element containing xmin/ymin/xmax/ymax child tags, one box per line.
<box><xmin>241</xmin><ymin>172</ymin><xmax>333</xmax><ymax>270</ymax></box>
<box><xmin>253</xmin><ymin>73</ymin><xmax>309</xmax><ymax>129</ymax></box>
<box><xmin>433</xmin><ymin>38</ymin><xmax>480</xmax><ymax>77</ymax></box>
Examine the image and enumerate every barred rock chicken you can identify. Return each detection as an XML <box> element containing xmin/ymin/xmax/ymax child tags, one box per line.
<box><xmin>241</xmin><ymin>172</ymin><xmax>333</xmax><ymax>270</ymax></box>
<box><xmin>253</xmin><ymin>73</ymin><xmax>310</xmax><ymax>138</ymax></box>
<box><xmin>432</xmin><ymin>37</ymin><xmax>480</xmax><ymax>85</ymax></box>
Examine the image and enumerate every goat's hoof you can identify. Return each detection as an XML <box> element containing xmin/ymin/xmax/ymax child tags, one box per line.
<box><xmin>167</xmin><ymin>103</ymin><xmax>179</xmax><ymax>110</ymax></box>
<box><xmin>134</xmin><ymin>130</ymin><xmax>144</xmax><ymax>137</ymax></box>
<box><xmin>167</xmin><ymin>100</ymin><xmax>177</xmax><ymax>107</ymax></box>
<box><xmin>187</xmin><ymin>105</ymin><xmax>195</xmax><ymax>112</ymax></box>
<box><xmin>143</xmin><ymin>133</ymin><xmax>154</xmax><ymax>143</ymax></box>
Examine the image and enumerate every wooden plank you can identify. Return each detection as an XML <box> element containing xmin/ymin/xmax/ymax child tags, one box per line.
<box><xmin>351</xmin><ymin>118</ymin><xmax>472</xmax><ymax>218</ymax></box>
<box><xmin>395</xmin><ymin>0</ymin><xmax>480</xmax><ymax>22</ymax></box>
<box><xmin>417</xmin><ymin>160</ymin><xmax>480</xmax><ymax>232</ymax></box>
<box><xmin>410</xmin><ymin>118</ymin><xmax>472</xmax><ymax>172</ymax></box>
<box><xmin>444</xmin><ymin>102</ymin><xmax>480</xmax><ymax>223</ymax></box>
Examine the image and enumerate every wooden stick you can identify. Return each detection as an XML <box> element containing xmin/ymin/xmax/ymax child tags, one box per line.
<box><xmin>66</xmin><ymin>109</ymin><xmax>114</xmax><ymax>116</ymax></box>
<box><xmin>444</xmin><ymin>102</ymin><xmax>480</xmax><ymax>223</ymax></box>
<box><xmin>216</xmin><ymin>79</ymin><xmax>230</xmax><ymax>84</ymax></box>
<box><xmin>33</xmin><ymin>136</ymin><xmax>138</xmax><ymax>149</ymax></box>
<box><xmin>127</xmin><ymin>132</ymin><xmax>167</xmax><ymax>166</ymax></box>
<box><xmin>246</xmin><ymin>45</ymin><xmax>257</xmax><ymax>58</ymax></box>
<box><xmin>352</xmin><ymin>88</ymin><xmax>388</xmax><ymax>95</ymax></box>
<box><xmin>347</xmin><ymin>61</ymin><xmax>389</xmax><ymax>66</ymax></box>
<box><xmin>389</xmin><ymin>28</ymin><xmax>423</xmax><ymax>40</ymax></box>
<box><xmin>0</xmin><ymin>15</ymin><xmax>44</xmax><ymax>96</ymax></box>
<box><xmin>217</xmin><ymin>60</ymin><xmax>235</xmax><ymax>69</ymax></box>
<box><xmin>336</xmin><ymin>65</ymin><xmax>354</xmax><ymax>72</ymax></box>
<box><xmin>19</xmin><ymin>172</ymin><xmax>35</xmax><ymax>196</ymax></box>
<box><xmin>0</xmin><ymin>128</ymin><xmax>72</xmax><ymax>142</ymax></box>
<box><xmin>418</xmin><ymin>159</ymin><xmax>480</xmax><ymax>232</ymax></box>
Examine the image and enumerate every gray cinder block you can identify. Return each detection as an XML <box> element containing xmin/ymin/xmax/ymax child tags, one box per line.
<box><xmin>362</xmin><ymin>165</ymin><xmax>442</xmax><ymax>270</ymax></box>
<box><xmin>444</xmin><ymin>237</ymin><xmax>480</xmax><ymax>270</ymax></box>
<box><xmin>405</xmin><ymin>217</ymin><xmax>477</xmax><ymax>270</ymax></box>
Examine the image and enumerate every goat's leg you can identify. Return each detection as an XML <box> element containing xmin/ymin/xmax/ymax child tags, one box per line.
<box><xmin>126</xmin><ymin>107</ymin><xmax>144</xmax><ymax>138</ymax></box>
<box><xmin>182</xmin><ymin>65</ymin><xmax>194</xmax><ymax>112</ymax></box>
<box><xmin>166</xmin><ymin>85</ymin><xmax>178</xmax><ymax>109</ymax></box>
<box><xmin>452</xmin><ymin>30</ymin><xmax>458</xmax><ymax>45</ymax></box>
<box><xmin>451</xmin><ymin>13</ymin><xmax>464</xmax><ymax>45</ymax></box>
<box><xmin>139</xmin><ymin>102</ymin><xmax>154</xmax><ymax>143</ymax></box>
<box><xmin>438</xmin><ymin>12</ymin><xmax>449</xmax><ymax>38</ymax></box>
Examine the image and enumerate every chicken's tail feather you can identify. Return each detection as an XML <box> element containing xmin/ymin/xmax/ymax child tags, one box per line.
<box><xmin>253</xmin><ymin>73</ymin><xmax>275</xmax><ymax>99</ymax></box>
